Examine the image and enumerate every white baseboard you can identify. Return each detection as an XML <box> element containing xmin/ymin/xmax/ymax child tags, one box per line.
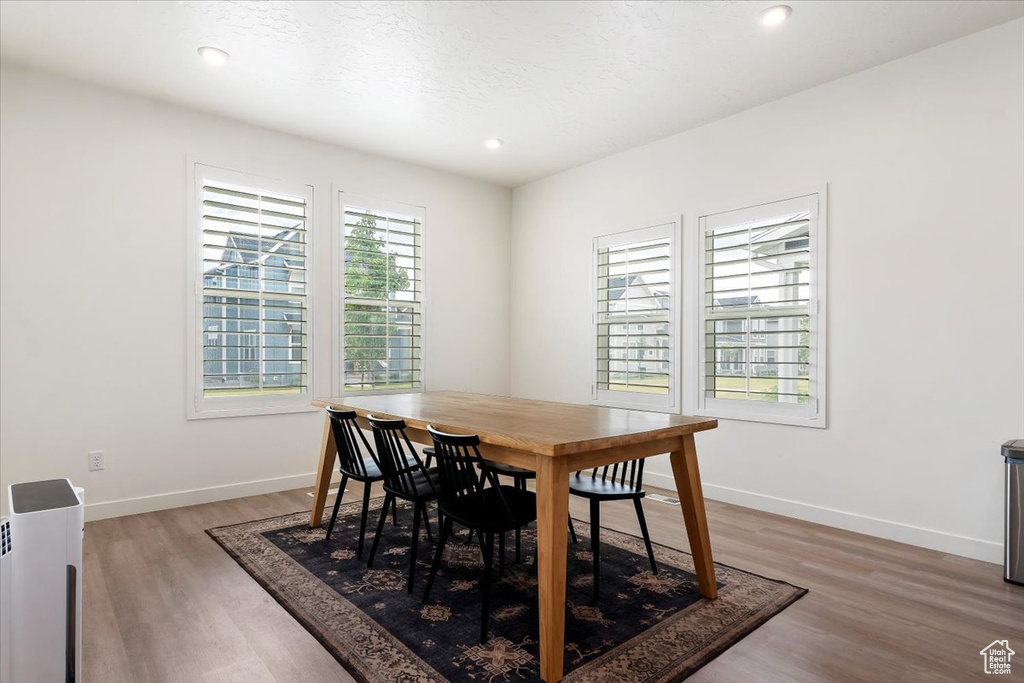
<box><xmin>84</xmin><ymin>472</ymin><xmax>342</xmax><ymax>522</ymax></box>
<box><xmin>644</xmin><ymin>472</ymin><xmax>1002</xmax><ymax>565</ymax></box>
<box><xmin>85</xmin><ymin>469</ymin><xmax>1003</xmax><ymax>565</ymax></box>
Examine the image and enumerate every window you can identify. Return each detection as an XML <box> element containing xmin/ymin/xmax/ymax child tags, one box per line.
<box><xmin>189</xmin><ymin>164</ymin><xmax>313</xmax><ymax>418</ymax></box>
<box><xmin>340</xmin><ymin>197</ymin><xmax>423</xmax><ymax>393</ymax></box>
<box><xmin>594</xmin><ymin>222</ymin><xmax>679</xmax><ymax>411</ymax></box>
<box><xmin>696</xmin><ymin>189</ymin><xmax>827</xmax><ymax>427</ymax></box>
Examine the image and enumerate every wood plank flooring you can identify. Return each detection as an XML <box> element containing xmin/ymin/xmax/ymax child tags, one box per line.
<box><xmin>82</xmin><ymin>485</ymin><xmax>1023</xmax><ymax>682</ymax></box>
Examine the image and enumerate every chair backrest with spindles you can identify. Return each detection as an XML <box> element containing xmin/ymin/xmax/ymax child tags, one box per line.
<box><xmin>576</xmin><ymin>458</ymin><xmax>646</xmax><ymax>490</ymax></box>
<box><xmin>368</xmin><ymin>415</ymin><xmax>435</xmax><ymax>497</ymax></box>
<box><xmin>427</xmin><ymin>426</ymin><xmax>513</xmax><ymax>520</ymax></box>
<box><xmin>326</xmin><ymin>408</ymin><xmax>377</xmax><ymax>479</ymax></box>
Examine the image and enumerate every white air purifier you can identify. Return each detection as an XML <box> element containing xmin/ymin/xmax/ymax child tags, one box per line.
<box><xmin>3</xmin><ymin>479</ymin><xmax>84</xmax><ymax>683</ymax></box>
<box><xmin>0</xmin><ymin>517</ymin><xmax>12</xmax><ymax>683</ymax></box>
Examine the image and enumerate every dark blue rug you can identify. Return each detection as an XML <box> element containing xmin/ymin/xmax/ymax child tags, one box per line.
<box><xmin>208</xmin><ymin>498</ymin><xmax>805</xmax><ymax>682</ymax></box>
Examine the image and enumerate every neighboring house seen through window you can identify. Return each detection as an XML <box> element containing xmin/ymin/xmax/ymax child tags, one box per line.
<box><xmin>696</xmin><ymin>189</ymin><xmax>827</xmax><ymax>427</ymax></box>
<box><xmin>341</xmin><ymin>197</ymin><xmax>423</xmax><ymax>394</ymax></box>
<box><xmin>189</xmin><ymin>164</ymin><xmax>313</xmax><ymax>418</ymax></box>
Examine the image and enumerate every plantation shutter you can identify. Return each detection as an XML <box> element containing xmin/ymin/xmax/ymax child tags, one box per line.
<box><xmin>200</xmin><ymin>178</ymin><xmax>309</xmax><ymax>398</ymax></box>
<box><xmin>701</xmin><ymin>194</ymin><xmax>817</xmax><ymax>410</ymax></box>
<box><xmin>342</xmin><ymin>202</ymin><xmax>423</xmax><ymax>392</ymax></box>
<box><xmin>594</xmin><ymin>223</ymin><xmax>676</xmax><ymax>409</ymax></box>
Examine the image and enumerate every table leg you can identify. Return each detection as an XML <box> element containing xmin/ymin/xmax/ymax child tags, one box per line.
<box><xmin>535</xmin><ymin>456</ymin><xmax>569</xmax><ymax>682</ymax></box>
<box><xmin>308</xmin><ymin>412</ymin><xmax>337</xmax><ymax>528</ymax></box>
<box><xmin>670</xmin><ymin>434</ymin><xmax>717</xmax><ymax>599</ymax></box>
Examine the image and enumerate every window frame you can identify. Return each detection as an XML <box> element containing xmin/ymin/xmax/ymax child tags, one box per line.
<box><xmin>335</xmin><ymin>191</ymin><xmax>427</xmax><ymax>397</ymax></box>
<box><xmin>691</xmin><ymin>185</ymin><xmax>828</xmax><ymax>428</ymax></box>
<box><xmin>591</xmin><ymin>220</ymin><xmax>681</xmax><ymax>413</ymax></box>
<box><xmin>186</xmin><ymin>162</ymin><xmax>316</xmax><ymax>420</ymax></box>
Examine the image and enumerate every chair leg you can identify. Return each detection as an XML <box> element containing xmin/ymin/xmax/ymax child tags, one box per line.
<box><xmin>476</xmin><ymin>529</ymin><xmax>487</xmax><ymax>564</ymax></box>
<box><xmin>568</xmin><ymin>515</ymin><xmax>578</xmax><ymax>544</ymax></box>
<box><xmin>590</xmin><ymin>499</ymin><xmax>601</xmax><ymax>600</ymax></box>
<box><xmin>480</xmin><ymin>532</ymin><xmax>494</xmax><ymax>644</ymax></box>
<box><xmin>634</xmin><ymin>498</ymin><xmax>658</xmax><ymax>574</ymax></box>
<box><xmin>423</xmin><ymin>515</ymin><xmax>453</xmax><ymax>604</ymax></box>
<box><xmin>422</xmin><ymin>501</ymin><xmax>434</xmax><ymax>542</ymax></box>
<box><xmin>391</xmin><ymin>496</ymin><xmax>399</xmax><ymax>526</ymax></box>
<box><xmin>367</xmin><ymin>492</ymin><xmax>393</xmax><ymax>567</ymax></box>
<box><xmin>498</xmin><ymin>532</ymin><xmax>505</xmax><ymax>577</ymax></box>
<box><xmin>465</xmin><ymin>528</ymin><xmax>475</xmax><ymax>545</ymax></box>
<box><xmin>408</xmin><ymin>501</ymin><xmax>423</xmax><ymax>594</ymax></box>
<box><xmin>514</xmin><ymin>476</ymin><xmax>524</xmax><ymax>563</ymax></box>
<box><xmin>356</xmin><ymin>480</ymin><xmax>372</xmax><ymax>559</ymax></box>
<box><xmin>324</xmin><ymin>474</ymin><xmax>348</xmax><ymax>542</ymax></box>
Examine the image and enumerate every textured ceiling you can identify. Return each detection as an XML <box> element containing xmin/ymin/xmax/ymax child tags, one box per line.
<box><xmin>1</xmin><ymin>1</ymin><xmax>1022</xmax><ymax>187</ymax></box>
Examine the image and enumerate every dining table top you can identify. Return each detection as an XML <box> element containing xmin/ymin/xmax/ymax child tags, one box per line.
<box><xmin>312</xmin><ymin>391</ymin><xmax>717</xmax><ymax>457</ymax></box>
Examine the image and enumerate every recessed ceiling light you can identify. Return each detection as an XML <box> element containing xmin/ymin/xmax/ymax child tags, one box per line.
<box><xmin>759</xmin><ymin>5</ymin><xmax>792</xmax><ymax>27</ymax></box>
<box><xmin>484</xmin><ymin>138</ymin><xmax>504</xmax><ymax>150</ymax></box>
<box><xmin>197</xmin><ymin>46</ymin><xmax>230</xmax><ymax>67</ymax></box>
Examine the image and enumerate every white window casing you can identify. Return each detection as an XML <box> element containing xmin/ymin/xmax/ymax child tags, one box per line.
<box><xmin>187</xmin><ymin>163</ymin><xmax>315</xmax><ymax>419</ymax></box>
<box><xmin>593</xmin><ymin>221</ymin><xmax>680</xmax><ymax>412</ymax></box>
<box><xmin>694</xmin><ymin>187</ymin><xmax>827</xmax><ymax>428</ymax></box>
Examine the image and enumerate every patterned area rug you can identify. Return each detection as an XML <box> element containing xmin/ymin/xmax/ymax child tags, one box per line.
<box><xmin>208</xmin><ymin>498</ymin><xmax>805</xmax><ymax>682</ymax></box>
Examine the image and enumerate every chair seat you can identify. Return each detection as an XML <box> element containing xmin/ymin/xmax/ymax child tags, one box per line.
<box><xmin>479</xmin><ymin>460</ymin><xmax>536</xmax><ymax>479</ymax></box>
<box><xmin>442</xmin><ymin>485</ymin><xmax>536</xmax><ymax>534</ymax></box>
<box><xmin>384</xmin><ymin>469</ymin><xmax>440</xmax><ymax>500</ymax></box>
<box><xmin>340</xmin><ymin>456</ymin><xmax>384</xmax><ymax>482</ymax></box>
<box><xmin>569</xmin><ymin>475</ymin><xmax>646</xmax><ymax>501</ymax></box>
<box><xmin>356</xmin><ymin>453</ymin><xmax>427</xmax><ymax>479</ymax></box>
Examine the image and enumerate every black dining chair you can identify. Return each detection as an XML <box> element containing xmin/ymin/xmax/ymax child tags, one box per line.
<box><xmin>570</xmin><ymin>458</ymin><xmax>657</xmax><ymax>599</ymax></box>
<box><xmin>478</xmin><ymin>461</ymin><xmax>535</xmax><ymax>562</ymax></box>
<box><xmin>478</xmin><ymin>461</ymin><xmax>579</xmax><ymax>560</ymax></box>
<box><xmin>323</xmin><ymin>408</ymin><xmax>401</xmax><ymax>559</ymax></box>
<box><xmin>423</xmin><ymin>426</ymin><xmax>537</xmax><ymax>644</ymax></box>
<box><xmin>366</xmin><ymin>416</ymin><xmax>440</xmax><ymax>593</ymax></box>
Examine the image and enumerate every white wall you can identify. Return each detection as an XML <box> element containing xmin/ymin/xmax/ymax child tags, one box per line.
<box><xmin>510</xmin><ymin>20</ymin><xmax>1024</xmax><ymax>563</ymax></box>
<box><xmin>3</xmin><ymin>19</ymin><xmax>1021</xmax><ymax>563</ymax></box>
<box><xmin>0</xmin><ymin>64</ymin><xmax>512</xmax><ymax>519</ymax></box>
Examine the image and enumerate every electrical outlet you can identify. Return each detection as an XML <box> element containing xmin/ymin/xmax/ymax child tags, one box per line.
<box><xmin>88</xmin><ymin>450</ymin><xmax>104</xmax><ymax>471</ymax></box>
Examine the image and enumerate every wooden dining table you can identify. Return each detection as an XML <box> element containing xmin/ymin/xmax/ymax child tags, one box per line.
<box><xmin>307</xmin><ymin>392</ymin><xmax>718</xmax><ymax>682</ymax></box>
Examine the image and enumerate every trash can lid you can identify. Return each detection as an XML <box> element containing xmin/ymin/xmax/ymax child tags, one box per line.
<box><xmin>1003</xmin><ymin>439</ymin><xmax>1024</xmax><ymax>457</ymax></box>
